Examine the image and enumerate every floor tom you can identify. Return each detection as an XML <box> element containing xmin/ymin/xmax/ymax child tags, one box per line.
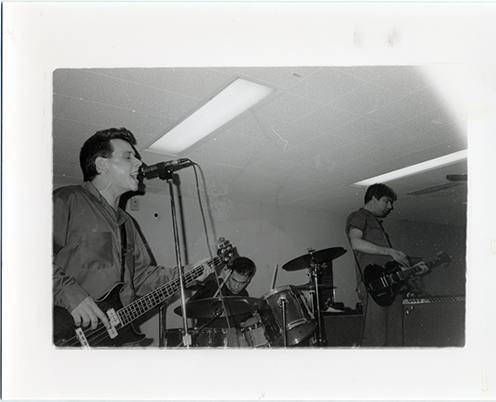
<box><xmin>262</xmin><ymin>285</ymin><xmax>316</xmax><ymax>346</ymax></box>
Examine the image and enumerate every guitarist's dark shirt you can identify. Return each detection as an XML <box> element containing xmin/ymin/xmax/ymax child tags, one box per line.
<box><xmin>53</xmin><ymin>182</ymin><xmax>178</xmax><ymax>313</ymax></box>
<box><xmin>346</xmin><ymin>208</ymin><xmax>393</xmax><ymax>285</ymax></box>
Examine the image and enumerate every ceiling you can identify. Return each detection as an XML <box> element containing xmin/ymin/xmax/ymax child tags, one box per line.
<box><xmin>52</xmin><ymin>66</ymin><xmax>468</xmax><ymax>227</ymax></box>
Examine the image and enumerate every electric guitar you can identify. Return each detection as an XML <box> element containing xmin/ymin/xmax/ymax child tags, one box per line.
<box><xmin>53</xmin><ymin>238</ymin><xmax>234</xmax><ymax>347</ymax></box>
<box><xmin>363</xmin><ymin>252</ymin><xmax>451</xmax><ymax>307</ymax></box>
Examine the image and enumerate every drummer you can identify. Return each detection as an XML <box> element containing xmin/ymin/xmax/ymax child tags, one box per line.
<box><xmin>188</xmin><ymin>256</ymin><xmax>258</xmax><ymax>336</ymax></box>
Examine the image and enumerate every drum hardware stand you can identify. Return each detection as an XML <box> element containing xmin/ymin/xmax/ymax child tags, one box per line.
<box><xmin>210</xmin><ymin>268</ymin><xmax>236</xmax><ymax>335</ymax></box>
<box><xmin>270</xmin><ymin>264</ymin><xmax>279</xmax><ymax>290</ymax></box>
<box><xmin>308</xmin><ymin>249</ymin><xmax>327</xmax><ymax>347</ymax></box>
<box><xmin>278</xmin><ymin>295</ymin><xmax>289</xmax><ymax>347</ymax></box>
<box><xmin>159</xmin><ymin>302</ymin><xmax>168</xmax><ymax>347</ymax></box>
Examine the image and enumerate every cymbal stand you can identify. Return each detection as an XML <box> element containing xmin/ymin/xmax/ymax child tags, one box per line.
<box><xmin>278</xmin><ymin>295</ymin><xmax>288</xmax><ymax>347</ymax></box>
<box><xmin>309</xmin><ymin>255</ymin><xmax>326</xmax><ymax>346</ymax></box>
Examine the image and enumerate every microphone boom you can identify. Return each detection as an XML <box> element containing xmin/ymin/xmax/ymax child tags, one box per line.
<box><xmin>139</xmin><ymin>158</ymin><xmax>193</xmax><ymax>180</ymax></box>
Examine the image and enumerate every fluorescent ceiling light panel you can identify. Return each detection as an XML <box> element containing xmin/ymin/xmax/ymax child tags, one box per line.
<box><xmin>352</xmin><ymin>149</ymin><xmax>468</xmax><ymax>187</ymax></box>
<box><xmin>146</xmin><ymin>78</ymin><xmax>275</xmax><ymax>154</ymax></box>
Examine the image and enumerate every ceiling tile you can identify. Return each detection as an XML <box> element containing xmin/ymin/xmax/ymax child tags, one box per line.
<box><xmin>294</xmin><ymin>105</ymin><xmax>358</xmax><ymax>133</ymax></box>
<box><xmin>337</xmin><ymin>66</ymin><xmax>397</xmax><ymax>82</ymax></box>
<box><xmin>88</xmin><ymin>67</ymin><xmax>230</xmax><ymax>99</ymax></box>
<box><xmin>329</xmin><ymin>82</ymin><xmax>404</xmax><ymax>115</ymax></box>
<box><xmin>327</xmin><ymin>117</ymin><xmax>392</xmax><ymax>142</ymax></box>
<box><xmin>365</xmin><ymin>95</ymin><xmax>434</xmax><ymax>125</ymax></box>
<box><xmin>237</xmin><ymin>66</ymin><xmax>321</xmax><ymax>89</ymax></box>
<box><xmin>255</xmin><ymin>92</ymin><xmax>324</xmax><ymax>123</ymax></box>
<box><xmin>288</xmin><ymin>67</ymin><xmax>368</xmax><ymax>104</ymax></box>
<box><xmin>53</xmin><ymin>95</ymin><xmax>172</xmax><ymax>137</ymax></box>
<box><xmin>397</xmin><ymin>106</ymin><xmax>458</xmax><ymax>133</ymax></box>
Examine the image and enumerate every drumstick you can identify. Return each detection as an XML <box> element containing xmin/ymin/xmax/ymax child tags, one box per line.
<box><xmin>213</xmin><ymin>269</ymin><xmax>233</xmax><ymax>298</ymax></box>
<box><xmin>271</xmin><ymin>264</ymin><xmax>279</xmax><ymax>290</ymax></box>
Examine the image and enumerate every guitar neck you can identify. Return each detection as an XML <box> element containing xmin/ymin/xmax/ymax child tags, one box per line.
<box><xmin>117</xmin><ymin>255</ymin><xmax>223</xmax><ymax>327</ymax></box>
<box><xmin>402</xmin><ymin>255</ymin><xmax>446</xmax><ymax>279</ymax></box>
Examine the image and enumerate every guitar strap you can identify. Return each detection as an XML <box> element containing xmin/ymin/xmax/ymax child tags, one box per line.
<box><xmin>351</xmin><ymin>217</ymin><xmax>392</xmax><ymax>285</ymax></box>
<box><xmin>351</xmin><ymin>248</ymin><xmax>365</xmax><ymax>284</ymax></box>
<box><xmin>119</xmin><ymin>222</ymin><xmax>127</xmax><ymax>283</ymax></box>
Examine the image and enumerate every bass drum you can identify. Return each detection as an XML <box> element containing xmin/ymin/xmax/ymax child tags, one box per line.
<box><xmin>164</xmin><ymin>327</ymin><xmax>246</xmax><ymax>347</ymax></box>
<box><xmin>195</xmin><ymin>327</ymin><xmax>246</xmax><ymax>348</ymax></box>
<box><xmin>262</xmin><ymin>285</ymin><xmax>316</xmax><ymax>346</ymax></box>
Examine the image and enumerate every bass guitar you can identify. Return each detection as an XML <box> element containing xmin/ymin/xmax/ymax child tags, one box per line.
<box><xmin>363</xmin><ymin>252</ymin><xmax>450</xmax><ymax>307</ymax></box>
<box><xmin>53</xmin><ymin>238</ymin><xmax>234</xmax><ymax>347</ymax></box>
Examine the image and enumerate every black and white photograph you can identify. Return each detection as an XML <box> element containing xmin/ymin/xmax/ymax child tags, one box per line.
<box><xmin>3</xmin><ymin>2</ymin><xmax>496</xmax><ymax>401</ymax></box>
<box><xmin>50</xmin><ymin>65</ymin><xmax>468</xmax><ymax>351</ymax></box>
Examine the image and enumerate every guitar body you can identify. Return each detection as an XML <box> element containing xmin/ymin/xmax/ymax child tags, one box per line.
<box><xmin>53</xmin><ymin>237</ymin><xmax>235</xmax><ymax>348</ymax></box>
<box><xmin>53</xmin><ymin>284</ymin><xmax>145</xmax><ymax>347</ymax></box>
<box><xmin>363</xmin><ymin>261</ymin><xmax>404</xmax><ymax>307</ymax></box>
<box><xmin>363</xmin><ymin>252</ymin><xmax>450</xmax><ymax>307</ymax></box>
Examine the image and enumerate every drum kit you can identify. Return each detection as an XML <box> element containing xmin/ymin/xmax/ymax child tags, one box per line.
<box><xmin>168</xmin><ymin>247</ymin><xmax>347</xmax><ymax>348</ymax></box>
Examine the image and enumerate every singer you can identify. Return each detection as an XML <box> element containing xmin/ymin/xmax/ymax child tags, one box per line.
<box><xmin>52</xmin><ymin>127</ymin><xmax>213</xmax><ymax>347</ymax></box>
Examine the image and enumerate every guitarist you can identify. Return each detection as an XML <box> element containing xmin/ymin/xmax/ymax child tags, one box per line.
<box><xmin>53</xmin><ymin>128</ymin><xmax>212</xmax><ymax>346</ymax></box>
<box><xmin>345</xmin><ymin>183</ymin><xmax>428</xmax><ymax>347</ymax></box>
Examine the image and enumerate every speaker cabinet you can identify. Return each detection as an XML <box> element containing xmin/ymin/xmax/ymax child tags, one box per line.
<box><xmin>322</xmin><ymin>313</ymin><xmax>363</xmax><ymax>347</ymax></box>
<box><xmin>403</xmin><ymin>297</ymin><xmax>465</xmax><ymax>347</ymax></box>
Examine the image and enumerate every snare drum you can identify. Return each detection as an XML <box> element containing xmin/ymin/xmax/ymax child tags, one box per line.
<box><xmin>262</xmin><ymin>285</ymin><xmax>316</xmax><ymax>346</ymax></box>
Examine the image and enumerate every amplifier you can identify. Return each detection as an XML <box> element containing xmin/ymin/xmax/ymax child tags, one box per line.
<box><xmin>403</xmin><ymin>296</ymin><xmax>465</xmax><ymax>305</ymax></box>
<box><xmin>322</xmin><ymin>313</ymin><xmax>363</xmax><ymax>347</ymax></box>
<box><xmin>403</xmin><ymin>296</ymin><xmax>465</xmax><ymax>347</ymax></box>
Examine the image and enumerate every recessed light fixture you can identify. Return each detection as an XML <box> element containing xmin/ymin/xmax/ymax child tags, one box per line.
<box><xmin>145</xmin><ymin>78</ymin><xmax>275</xmax><ymax>155</ymax></box>
<box><xmin>352</xmin><ymin>149</ymin><xmax>468</xmax><ymax>187</ymax></box>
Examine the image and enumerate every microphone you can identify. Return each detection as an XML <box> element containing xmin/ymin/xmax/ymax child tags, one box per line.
<box><xmin>139</xmin><ymin>158</ymin><xmax>193</xmax><ymax>180</ymax></box>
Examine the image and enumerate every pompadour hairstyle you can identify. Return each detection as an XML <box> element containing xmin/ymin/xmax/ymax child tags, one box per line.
<box><xmin>79</xmin><ymin>127</ymin><xmax>140</xmax><ymax>182</ymax></box>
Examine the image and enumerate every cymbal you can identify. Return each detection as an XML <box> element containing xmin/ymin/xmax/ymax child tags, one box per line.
<box><xmin>295</xmin><ymin>282</ymin><xmax>337</xmax><ymax>291</ymax></box>
<box><xmin>174</xmin><ymin>296</ymin><xmax>268</xmax><ymax>318</ymax></box>
<box><xmin>282</xmin><ymin>247</ymin><xmax>347</xmax><ymax>271</ymax></box>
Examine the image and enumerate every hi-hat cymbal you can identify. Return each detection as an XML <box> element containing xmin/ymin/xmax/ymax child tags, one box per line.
<box><xmin>282</xmin><ymin>247</ymin><xmax>347</xmax><ymax>271</ymax></box>
<box><xmin>174</xmin><ymin>296</ymin><xmax>268</xmax><ymax>318</ymax></box>
<box><xmin>295</xmin><ymin>282</ymin><xmax>337</xmax><ymax>291</ymax></box>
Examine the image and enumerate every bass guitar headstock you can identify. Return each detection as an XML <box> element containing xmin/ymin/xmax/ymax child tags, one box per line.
<box><xmin>216</xmin><ymin>237</ymin><xmax>237</xmax><ymax>266</ymax></box>
<box><xmin>437</xmin><ymin>251</ymin><xmax>451</xmax><ymax>267</ymax></box>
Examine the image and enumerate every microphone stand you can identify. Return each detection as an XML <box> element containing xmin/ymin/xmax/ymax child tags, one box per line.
<box><xmin>177</xmin><ymin>308</ymin><xmax>224</xmax><ymax>347</ymax></box>
<box><xmin>157</xmin><ymin>168</ymin><xmax>192</xmax><ymax>347</ymax></box>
